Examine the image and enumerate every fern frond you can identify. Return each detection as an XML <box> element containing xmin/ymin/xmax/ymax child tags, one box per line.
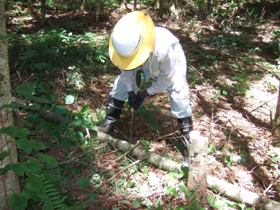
<box><xmin>42</xmin><ymin>176</ymin><xmax>67</xmax><ymax>210</ymax></box>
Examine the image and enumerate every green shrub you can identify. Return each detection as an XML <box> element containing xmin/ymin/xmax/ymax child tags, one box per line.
<box><xmin>9</xmin><ymin>29</ymin><xmax>108</xmax><ymax>74</ymax></box>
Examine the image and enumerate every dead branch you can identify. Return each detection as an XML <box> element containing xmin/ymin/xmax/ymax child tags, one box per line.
<box><xmin>96</xmin><ymin>129</ymin><xmax>181</xmax><ymax>172</ymax></box>
<box><xmin>107</xmin><ymin>159</ymin><xmax>141</xmax><ymax>183</ymax></box>
<box><xmin>96</xmin><ymin>129</ymin><xmax>280</xmax><ymax>210</ymax></box>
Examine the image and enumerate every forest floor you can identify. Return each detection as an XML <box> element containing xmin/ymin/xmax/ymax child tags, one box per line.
<box><xmin>8</xmin><ymin>5</ymin><xmax>280</xmax><ymax>210</ymax></box>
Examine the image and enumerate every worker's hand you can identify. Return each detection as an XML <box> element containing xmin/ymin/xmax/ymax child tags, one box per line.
<box><xmin>128</xmin><ymin>91</ymin><xmax>140</xmax><ymax>110</ymax></box>
<box><xmin>128</xmin><ymin>90</ymin><xmax>149</xmax><ymax>110</ymax></box>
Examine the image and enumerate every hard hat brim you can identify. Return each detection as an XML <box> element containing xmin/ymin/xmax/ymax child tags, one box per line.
<box><xmin>109</xmin><ymin>11</ymin><xmax>156</xmax><ymax>71</ymax></box>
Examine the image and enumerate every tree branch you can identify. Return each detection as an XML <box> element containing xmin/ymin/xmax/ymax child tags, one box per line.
<box><xmin>96</xmin><ymin>129</ymin><xmax>280</xmax><ymax>210</ymax></box>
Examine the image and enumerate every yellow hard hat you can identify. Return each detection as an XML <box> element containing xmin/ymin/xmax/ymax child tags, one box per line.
<box><xmin>109</xmin><ymin>11</ymin><xmax>156</xmax><ymax>70</ymax></box>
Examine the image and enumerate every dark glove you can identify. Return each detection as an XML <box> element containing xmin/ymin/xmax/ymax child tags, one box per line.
<box><xmin>128</xmin><ymin>90</ymin><xmax>149</xmax><ymax>110</ymax></box>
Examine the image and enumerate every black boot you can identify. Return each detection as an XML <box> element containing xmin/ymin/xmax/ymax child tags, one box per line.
<box><xmin>99</xmin><ymin>98</ymin><xmax>124</xmax><ymax>133</ymax></box>
<box><xmin>176</xmin><ymin>116</ymin><xmax>193</xmax><ymax>166</ymax></box>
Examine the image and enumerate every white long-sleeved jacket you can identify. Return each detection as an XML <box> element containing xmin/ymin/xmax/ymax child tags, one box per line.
<box><xmin>119</xmin><ymin>27</ymin><xmax>187</xmax><ymax>95</ymax></box>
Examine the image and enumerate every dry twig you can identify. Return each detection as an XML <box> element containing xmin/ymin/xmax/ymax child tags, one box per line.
<box><xmin>107</xmin><ymin>159</ymin><xmax>142</xmax><ymax>183</ymax></box>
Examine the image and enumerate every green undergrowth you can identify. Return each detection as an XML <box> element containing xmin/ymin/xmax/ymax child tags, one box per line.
<box><xmin>8</xmin><ymin>29</ymin><xmax>109</xmax><ymax>76</ymax></box>
<box><xmin>0</xmin><ymin>81</ymin><xmax>99</xmax><ymax>210</ymax></box>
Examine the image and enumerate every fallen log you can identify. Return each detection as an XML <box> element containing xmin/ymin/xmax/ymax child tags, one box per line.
<box><xmin>96</xmin><ymin>129</ymin><xmax>280</xmax><ymax>210</ymax></box>
<box><xmin>96</xmin><ymin>129</ymin><xmax>181</xmax><ymax>172</ymax></box>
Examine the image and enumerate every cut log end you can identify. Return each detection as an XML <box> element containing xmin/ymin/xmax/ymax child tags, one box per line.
<box><xmin>187</xmin><ymin>130</ymin><xmax>209</xmax><ymax>204</ymax></box>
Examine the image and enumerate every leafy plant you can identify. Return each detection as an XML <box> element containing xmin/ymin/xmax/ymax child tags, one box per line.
<box><xmin>9</xmin><ymin>30</ymin><xmax>108</xmax><ymax>75</ymax></box>
<box><xmin>0</xmin><ymin>79</ymin><xmax>100</xmax><ymax>209</ymax></box>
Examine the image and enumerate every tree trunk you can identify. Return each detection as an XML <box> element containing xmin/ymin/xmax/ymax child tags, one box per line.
<box><xmin>80</xmin><ymin>0</ymin><xmax>85</xmax><ymax>12</ymax></box>
<box><xmin>0</xmin><ymin>1</ymin><xmax>20</xmax><ymax>209</ymax></box>
<box><xmin>119</xmin><ymin>0</ymin><xmax>129</xmax><ymax>10</ymax></box>
<box><xmin>169</xmin><ymin>1</ymin><xmax>179</xmax><ymax>19</ymax></box>
<box><xmin>206</xmin><ymin>0</ymin><xmax>212</xmax><ymax>11</ymax></box>
<box><xmin>41</xmin><ymin>0</ymin><xmax>46</xmax><ymax>23</ymax></box>
<box><xmin>154</xmin><ymin>0</ymin><xmax>160</xmax><ymax>9</ymax></box>
<box><xmin>27</xmin><ymin>0</ymin><xmax>40</xmax><ymax>20</ymax></box>
<box><xmin>274</xmin><ymin>81</ymin><xmax>280</xmax><ymax>138</ymax></box>
<box><xmin>95</xmin><ymin>0</ymin><xmax>105</xmax><ymax>21</ymax></box>
<box><xmin>133</xmin><ymin>0</ymin><xmax>137</xmax><ymax>10</ymax></box>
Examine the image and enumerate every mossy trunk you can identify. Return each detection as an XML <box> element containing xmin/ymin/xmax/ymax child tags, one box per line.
<box><xmin>0</xmin><ymin>1</ymin><xmax>20</xmax><ymax>209</ymax></box>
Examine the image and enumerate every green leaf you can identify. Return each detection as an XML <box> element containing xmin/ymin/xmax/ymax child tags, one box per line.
<box><xmin>272</xmin><ymin>155</ymin><xmax>280</xmax><ymax>163</ymax></box>
<box><xmin>89</xmin><ymin>194</ymin><xmax>98</xmax><ymax>201</ymax></box>
<box><xmin>28</xmin><ymin>96</ymin><xmax>50</xmax><ymax>104</ymax></box>
<box><xmin>9</xmin><ymin>163</ymin><xmax>26</xmax><ymax>176</ymax></box>
<box><xmin>43</xmin><ymin>201</ymin><xmax>53</xmax><ymax>210</ymax></box>
<box><xmin>25</xmin><ymin>174</ymin><xmax>44</xmax><ymax>193</ymax></box>
<box><xmin>179</xmin><ymin>183</ymin><xmax>190</xmax><ymax>197</ymax></box>
<box><xmin>132</xmin><ymin>200</ymin><xmax>141</xmax><ymax>209</ymax></box>
<box><xmin>76</xmin><ymin>178</ymin><xmax>90</xmax><ymax>188</ymax></box>
<box><xmin>16</xmin><ymin>83</ymin><xmax>37</xmax><ymax>98</ymax></box>
<box><xmin>16</xmin><ymin>138</ymin><xmax>46</xmax><ymax>153</ymax></box>
<box><xmin>164</xmin><ymin>186</ymin><xmax>178</xmax><ymax>197</ymax></box>
<box><xmin>139</xmin><ymin>140</ymin><xmax>151</xmax><ymax>151</ymax></box>
<box><xmin>8</xmin><ymin>193</ymin><xmax>29</xmax><ymax>210</ymax></box>
<box><xmin>27</xmin><ymin>103</ymin><xmax>41</xmax><ymax>110</ymax></box>
<box><xmin>0</xmin><ymin>150</ymin><xmax>9</xmax><ymax>161</ymax></box>
<box><xmin>24</xmin><ymin>159</ymin><xmax>42</xmax><ymax>173</ymax></box>
<box><xmin>65</xmin><ymin>95</ymin><xmax>75</xmax><ymax>105</ymax></box>
<box><xmin>0</xmin><ymin>127</ymin><xmax>29</xmax><ymax>139</ymax></box>
<box><xmin>37</xmin><ymin>153</ymin><xmax>59</xmax><ymax>168</ymax></box>
<box><xmin>17</xmin><ymin>128</ymin><xmax>30</xmax><ymax>138</ymax></box>
<box><xmin>29</xmin><ymin>139</ymin><xmax>47</xmax><ymax>151</ymax></box>
<box><xmin>80</xmin><ymin>105</ymin><xmax>90</xmax><ymax>114</ymax></box>
<box><xmin>0</xmin><ymin>126</ymin><xmax>18</xmax><ymax>138</ymax></box>
<box><xmin>16</xmin><ymin>83</ymin><xmax>37</xmax><ymax>99</ymax></box>
<box><xmin>207</xmin><ymin>195</ymin><xmax>216</xmax><ymax>206</ymax></box>
<box><xmin>16</xmin><ymin>139</ymin><xmax>33</xmax><ymax>153</ymax></box>
<box><xmin>54</xmin><ymin>105</ymin><xmax>70</xmax><ymax>116</ymax></box>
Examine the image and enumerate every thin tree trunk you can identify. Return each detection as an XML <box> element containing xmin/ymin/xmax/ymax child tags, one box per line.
<box><xmin>206</xmin><ymin>0</ymin><xmax>212</xmax><ymax>11</ymax></box>
<box><xmin>120</xmin><ymin>0</ymin><xmax>129</xmax><ymax>10</ymax></box>
<box><xmin>275</xmin><ymin>82</ymin><xmax>280</xmax><ymax>121</ymax></box>
<box><xmin>154</xmin><ymin>0</ymin><xmax>160</xmax><ymax>9</ymax></box>
<box><xmin>95</xmin><ymin>0</ymin><xmax>104</xmax><ymax>21</ymax></box>
<box><xmin>41</xmin><ymin>0</ymin><xmax>46</xmax><ymax>23</ymax></box>
<box><xmin>169</xmin><ymin>1</ymin><xmax>179</xmax><ymax>19</ymax></box>
<box><xmin>80</xmin><ymin>0</ymin><xmax>85</xmax><ymax>12</ymax></box>
<box><xmin>274</xmin><ymin>82</ymin><xmax>280</xmax><ymax>137</ymax></box>
<box><xmin>0</xmin><ymin>1</ymin><xmax>20</xmax><ymax>209</ymax></box>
